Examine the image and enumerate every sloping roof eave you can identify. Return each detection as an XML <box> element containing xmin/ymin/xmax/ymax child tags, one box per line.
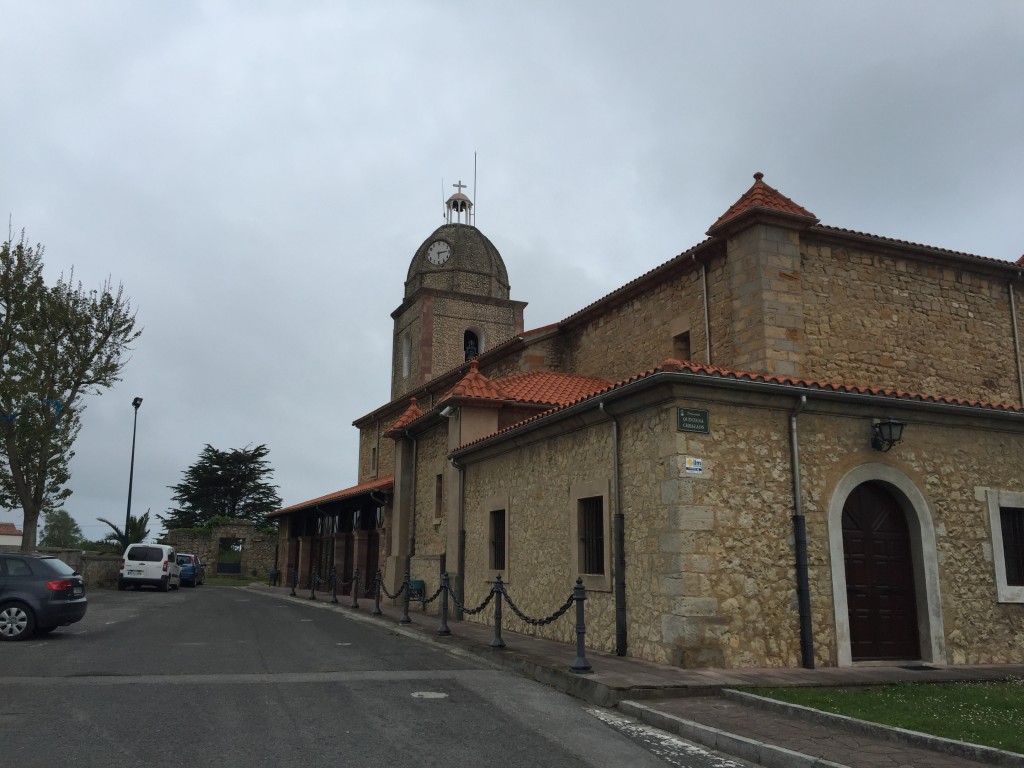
<box><xmin>269</xmin><ymin>475</ymin><xmax>394</xmax><ymax>518</ymax></box>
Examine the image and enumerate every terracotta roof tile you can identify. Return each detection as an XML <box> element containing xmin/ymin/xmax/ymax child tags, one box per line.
<box><xmin>495</xmin><ymin>370</ymin><xmax>612</xmax><ymax>406</ymax></box>
<box><xmin>270</xmin><ymin>475</ymin><xmax>394</xmax><ymax>517</ymax></box>
<box><xmin>453</xmin><ymin>357</ymin><xmax>1024</xmax><ymax>453</ymax></box>
<box><xmin>708</xmin><ymin>172</ymin><xmax>818</xmax><ymax>235</ymax></box>
<box><xmin>386</xmin><ymin>397</ymin><xmax>425</xmax><ymax>435</ymax></box>
<box><xmin>440</xmin><ymin>360</ymin><xmax>510</xmax><ymax>402</ymax></box>
<box><xmin>0</xmin><ymin>522</ymin><xmax>22</xmax><ymax>535</ymax></box>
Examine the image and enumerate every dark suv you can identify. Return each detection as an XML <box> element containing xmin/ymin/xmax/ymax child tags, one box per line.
<box><xmin>0</xmin><ymin>553</ymin><xmax>88</xmax><ymax>641</ymax></box>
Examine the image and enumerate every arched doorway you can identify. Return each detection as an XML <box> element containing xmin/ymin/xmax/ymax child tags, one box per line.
<box><xmin>827</xmin><ymin>463</ymin><xmax>946</xmax><ymax>666</ymax></box>
<box><xmin>843</xmin><ymin>481</ymin><xmax>919</xmax><ymax>660</ymax></box>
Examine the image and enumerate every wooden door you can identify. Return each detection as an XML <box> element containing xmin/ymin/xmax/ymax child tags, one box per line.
<box><xmin>843</xmin><ymin>482</ymin><xmax>920</xmax><ymax>660</ymax></box>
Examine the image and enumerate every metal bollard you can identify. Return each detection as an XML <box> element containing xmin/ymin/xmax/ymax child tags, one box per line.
<box><xmin>399</xmin><ymin>561</ymin><xmax>412</xmax><ymax>625</ymax></box>
<box><xmin>372</xmin><ymin>569</ymin><xmax>383</xmax><ymax>616</ymax></box>
<box><xmin>569</xmin><ymin>578</ymin><xmax>592</xmax><ymax>674</ymax></box>
<box><xmin>490</xmin><ymin>574</ymin><xmax>506</xmax><ymax>649</ymax></box>
<box><xmin>330</xmin><ymin>567</ymin><xmax>338</xmax><ymax>604</ymax></box>
<box><xmin>437</xmin><ymin>572</ymin><xmax>451</xmax><ymax>636</ymax></box>
<box><xmin>289</xmin><ymin>567</ymin><xmax>297</xmax><ymax>597</ymax></box>
<box><xmin>309</xmin><ymin>568</ymin><xmax>318</xmax><ymax>600</ymax></box>
<box><xmin>349</xmin><ymin>569</ymin><xmax>360</xmax><ymax>610</ymax></box>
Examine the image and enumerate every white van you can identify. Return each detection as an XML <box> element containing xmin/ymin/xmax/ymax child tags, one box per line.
<box><xmin>118</xmin><ymin>544</ymin><xmax>181</xmax><ymax>592</ymax></box>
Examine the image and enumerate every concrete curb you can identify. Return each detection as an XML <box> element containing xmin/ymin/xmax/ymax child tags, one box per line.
<box><xmin>618</xmin><ymin>700</ymin><xmax>847</xmax><ymax>768</ymax></box>
<box><xmin>723</xmin><ymin>689</ymin><xmax>1024</xmax><ymax>768</ymax></box>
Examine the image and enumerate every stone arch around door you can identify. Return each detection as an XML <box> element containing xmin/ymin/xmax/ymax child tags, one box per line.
<box><xmin>827</xmin><ymin>463</ymin><xmax>946</xmax><ymax>666</ymax></box>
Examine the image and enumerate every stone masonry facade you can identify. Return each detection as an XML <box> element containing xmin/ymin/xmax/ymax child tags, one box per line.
<box><xmin>282</xmin><ymin>174</ymin><xmax>1024</xmax><ymax>671</ymax></box>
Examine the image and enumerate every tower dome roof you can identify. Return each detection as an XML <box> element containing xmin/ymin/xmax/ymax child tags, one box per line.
<box><xmin>404</xmin><ymin>222</ymin><xmax>510</xmax><ymax>300</ymax></box>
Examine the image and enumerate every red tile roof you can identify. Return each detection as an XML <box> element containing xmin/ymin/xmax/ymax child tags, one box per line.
<box><xmin>453</xmin><ymin>357</ymin><xmax>1024</xmax><ymax>454</ymax></box>
<box><xmin>386</xmin><ymin>397</ymin><xmax>425</xmax><ymax>435</ymax></box>
<box><xmin>270</xmin><ymin>475</ymin><xmax>394</xmax><ymax>517</ymax></box>
<box><xmin>708</xmin><ymin>172</ymin><xmax>818</xmax><ymax>235</ymax></box>
<box><xmin>496</xmin><ymin>370</ymin><xmax>612</xmax><ymax>406</ymax></box>
<box><xmin>440</xmin><ymin>360</ymin><xmax>510</xmax><ymax>402</ymax></box>
<box><xmin>0</xmin><ymin>522</ymin><xmax>22</xmax><ymax>535</ymax></box>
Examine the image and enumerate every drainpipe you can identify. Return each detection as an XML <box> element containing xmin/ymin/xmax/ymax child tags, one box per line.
<box><xmin>789</xmin><ymin>395</ymin><xmax>814</xmax><ymax>669</ymax></box>
<box><xmin>404</xmin><ymin>430</ymin><xmax>418</xmax><ymax>558</ymax></box>
<box><xmin>1010</xmin><ymin>279</ymin><xmax>1024</xmax><ymax>406</ymax></box>
<box><xmin>599</xmin><ymin>402</ymin><xmax>627</xmax><ymax>656</ymax></box>
<box><xmin>450</xmin><ymin>455</ymin><xmax>465</xmax><ymax>620</ymax></box>
<box><xmin>693</xmin><ymin>254</ymin><xmax>712</xmax><ymax>363</ymax></box>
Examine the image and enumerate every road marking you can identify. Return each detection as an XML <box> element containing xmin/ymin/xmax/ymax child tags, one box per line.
<box><xmin>0</xmin><ymin>670</ymin><xmax>482</xmax><ymax>686</ymax></box>
<box><xmin>587</xmin><ymin>708</ymin><xmax>752</xmax><ymax>768</ymax></box>
<box><xmin>411</xmin><ymin>691</ymin><xmax>448</xmax><ymax>699</ymax></box>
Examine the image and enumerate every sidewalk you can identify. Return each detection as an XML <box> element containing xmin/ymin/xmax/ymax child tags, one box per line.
<box><xmin>247</xmin><ymin>583</ymin><xmax>1024</xmax><ymax>768</ymax></box>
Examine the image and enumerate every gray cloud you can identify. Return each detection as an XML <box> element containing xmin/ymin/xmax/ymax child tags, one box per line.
<box><xmin>2</xmin><ymin>1</ymin><xmax>1021</xmax><ymax>542</ymax></box>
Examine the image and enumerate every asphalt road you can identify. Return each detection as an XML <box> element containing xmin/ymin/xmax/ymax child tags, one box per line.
<box><xmin>0</xmin><ymin>585</ymin><xmax>752</xmax><ymax>768</ymax></box>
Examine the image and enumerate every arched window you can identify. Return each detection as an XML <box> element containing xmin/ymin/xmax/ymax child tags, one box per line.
<box><xmin>464</xmin><ymin>330</ymin><xmax>479</xmax><ymax>361</ymax></box>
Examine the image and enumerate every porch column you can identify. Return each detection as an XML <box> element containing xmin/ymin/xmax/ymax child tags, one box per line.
<box><xmin>296</xmin><ymin>535</ymin><xmax>313</xmax><ymax>589</ymax></box>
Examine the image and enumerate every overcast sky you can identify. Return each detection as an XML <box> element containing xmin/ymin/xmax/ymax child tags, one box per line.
<box><xmin>2</xmin><ymin>2</ymin><xmax>1022</xmax><ymax>543</ymax></box>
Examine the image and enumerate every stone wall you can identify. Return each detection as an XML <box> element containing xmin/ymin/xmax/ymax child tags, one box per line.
<box><xmin>561</xmin><ymin>264</ymin><xmax>709</xmax><ymax>383</ymax></box>
<box><xmin>167</xmin><ymin>522</ymin><xmax>278</xmax><ymax>580</ymax></box>
<box><xmin>452</xmin><ymin>380</ymin><xmax>1024</xmax><ymax>669</ymax></box>
<box><xmin>359</xmin><ymin>422</ymin><xmax>395</xmax><ymax>484</ymax></box>
<box><xmin>797</xmin><ymin>408</ymin><xmax>1024</xmax><ymax>666</ymax></box>
<box><xmin>801</xmin><ymin>234</ymin><xmax>1023</xmax><ymax>405</ymax></box>
<box><xmin>31</xmin><ymin>547</ymin><xmax>121</xmax><ymax>589</ymax></box>
<box><xmin>409</xmin><ymin>424</ymin><xmax>449</xmax><ymax>579</ymax></box>
<box><xmin>429</xmin><ymin>293</ymin><xmax>519</xmax><ymax>381</ymax></box>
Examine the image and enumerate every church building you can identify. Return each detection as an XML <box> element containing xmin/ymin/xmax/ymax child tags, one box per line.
<box><xmin>271</xmin><ymin>173</ymin><xmax>1024</xmax><ymax>670</ymax></box>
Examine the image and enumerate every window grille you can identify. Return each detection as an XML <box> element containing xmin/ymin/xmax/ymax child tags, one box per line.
<box><xmin>1001</xmin><ymin>506</ymin><xmax>1024</xmax><ymax>586</ymax></box>
<box><xmin>490</xmin><ymin>509</ymin><xmax>506</xmax><ymax>571</ymax></box>
<box><xmin>578</xmin><ymin>496</ymin><xmax>604</xmax><ymax>575</ymax></box>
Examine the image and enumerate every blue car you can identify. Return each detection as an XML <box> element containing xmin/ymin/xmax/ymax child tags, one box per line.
<box><xmin>176</xmin><ymin>554</ymin><xmax>205</xmax><ymax>587</ymax></box>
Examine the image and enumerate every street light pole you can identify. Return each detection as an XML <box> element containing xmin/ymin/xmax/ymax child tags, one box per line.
<box><xmin>124</xmin><ymin>396</ymin><xmax>143</xmax><ymax>546</ymax></box>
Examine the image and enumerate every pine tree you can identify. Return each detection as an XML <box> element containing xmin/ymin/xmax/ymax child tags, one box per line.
<box><xmin>162</xmin><ymin>444</ymin><xmax>281</xmax><ymax>530</ymax></box>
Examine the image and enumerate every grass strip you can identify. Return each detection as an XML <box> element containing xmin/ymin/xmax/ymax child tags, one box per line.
<box><xmin>749</xmin><ymin>678</ymin><xmax>1024</xmax><ymax>754</ymax></box>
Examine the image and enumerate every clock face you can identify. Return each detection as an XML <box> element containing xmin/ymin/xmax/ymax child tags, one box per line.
<box><xmin>426</xmin><ymin>240</ymin><xmax>452</xmax><ymax>266</ymax></box>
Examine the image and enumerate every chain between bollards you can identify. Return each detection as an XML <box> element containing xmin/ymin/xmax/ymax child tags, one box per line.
<box><xmin>569</xmin><ymin>577</ymin><xmax>592</xmax><ymax>674</ymax></box>
<box><xmin>490</xmin><ymin>574</ymin><xmax>506</xmax><ymax>649</ymax></box>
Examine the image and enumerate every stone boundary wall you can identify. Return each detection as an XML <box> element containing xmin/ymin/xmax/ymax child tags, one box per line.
<box><xmin>167</xmin><ymin>522</ymin><xmax>278</xmax><ymax>580</ymax></box>
<box><xmin>2</xmin><ymin>546</ymin><xmax>121</xmax><ymax>589</ymax></box>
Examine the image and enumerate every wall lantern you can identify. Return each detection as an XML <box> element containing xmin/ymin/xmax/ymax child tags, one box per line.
<box><xmin>871</xmin><ymin>418</ymin><xmax>906</xmax><ymax>452</ymax></box>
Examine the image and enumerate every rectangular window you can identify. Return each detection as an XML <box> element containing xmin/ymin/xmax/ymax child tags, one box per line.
<box><xmin>1001</xmin><ymin>506</ymin><xmax>1024</xmax><ymax>587</ymax></box>
<box><xmin>986</xmin><ymin>491</ymin><xmax>1024</xmax><ymax>603</ymax></box>
<box><xmin>489</xmin><ymin>509</ymin><xmax>506</xmax><ymax>571</ymax></box>
<box><xmin>371</xmin><ymin>446</ymin><xmax>378</xmax><ymax>474</ymax></box>
<box><xmin>434</xmin><ymin>474</ymin><xmax>443</xmax><ymax>519</ymax></box>
<box><xmin>578</xmin><ymin>496</ymin><xmax>604</xmax><ymax>575</ymax></box>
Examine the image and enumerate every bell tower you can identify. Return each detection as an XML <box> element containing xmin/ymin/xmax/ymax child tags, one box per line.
<box><xmin>391</xmin><ymin>182</ymin><xmax>526</xmax><ymax>400</ymax></box>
